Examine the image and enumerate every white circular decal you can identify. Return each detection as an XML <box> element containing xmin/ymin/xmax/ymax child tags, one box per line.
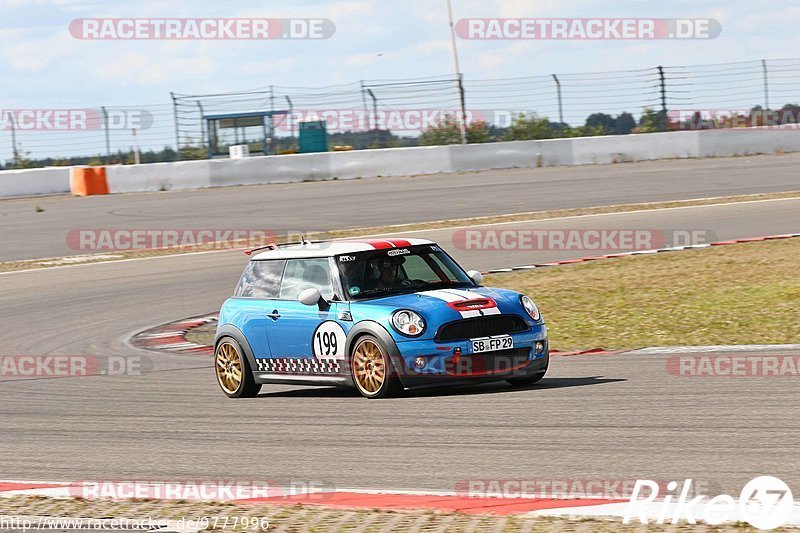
<box><xmin>313</xmin><ymin>321</ymin><xmax>347</xmax><ymax>361</ymax></box>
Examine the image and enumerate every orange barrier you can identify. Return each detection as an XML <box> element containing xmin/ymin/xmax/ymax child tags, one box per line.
<box><xmin>70</xmin><ymin>167</ymin><xmax>109</xmax><ymax>196</ymax></box>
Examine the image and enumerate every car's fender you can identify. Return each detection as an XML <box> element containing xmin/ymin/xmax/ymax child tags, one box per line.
<box><xmin>214</xmin><ymin>324</ymin><xmax>258</xmax><ymax>372</ymax></box>
<box><xmin>344</xmin><ymin>320</ymin><xmax>410</xmax><ymax>388</ymax></box>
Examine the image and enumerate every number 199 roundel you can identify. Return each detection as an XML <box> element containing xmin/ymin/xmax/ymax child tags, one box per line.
<box><xmin>214</xmin><ymin>238</ymin><xmax>548</xmax><ymax>399</ymax></box>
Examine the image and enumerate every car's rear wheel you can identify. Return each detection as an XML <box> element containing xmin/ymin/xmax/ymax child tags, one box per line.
<box><xmin>506</xmin><ymin>370</ymin><xmax>547</xmax><ymax>386</ymax></box>
<box><xmin>215</xmin><ymin>338</ymin><xmax>261</xmax><ymax>398</ymax></box>
<box><xmin>351</xmin><ymin>336</ymin><xmax>402</xmax><ymax>399</ymax></box>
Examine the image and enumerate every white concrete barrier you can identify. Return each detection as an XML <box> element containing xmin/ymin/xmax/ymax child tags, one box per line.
<box><xmin>106</xmin><ymin>160</ymin><xmax>212</xmax><ymax>193</ymax></box>
<box><xmin>698</xmin><ymin>127</ymin><xmax>800</xmax><ymax>157</ymax></box>
<box><xmin>449</xmin><ymin>140</ymin><xmax>538</xmax><ymax>171</ymax></box>
<box><xmin>0</xmin><ymin>167</ymin><xmax>70</xmax><ymax>197</ymax></box>
<box><xmin>3</xmin><ymin>127</ymin><xmax>800</xmax><ymax>197</ymax></box>
<box><xmin>210</xmin><ymin>152</ymin><xmax>331</xmax><ymax>186</ymax></box>
<box><xmin>569</xmin><ymin>131</ymin><xmax>701</xmax><ymax>165</ymax></box>
<box><xmin>329</xmin><ymin>145</ymin><xmax>451</xmax><ymax>179</ymax></box>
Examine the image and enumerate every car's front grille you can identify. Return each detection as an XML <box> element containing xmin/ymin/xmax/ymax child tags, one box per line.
<box><xmin>445</xmin><ymin>348</ymin><xmax>531</xmax><ymax>376</ymax></box>
<box><xmin>435</xmin><ymin>315</ymin><xmax>529</xmax><ymax>342</ymax></box>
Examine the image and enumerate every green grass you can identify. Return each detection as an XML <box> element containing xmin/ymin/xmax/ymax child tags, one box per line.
<box><xmin>486</xmin><ymin>238</ymin><xmax>800</xmax><ymax>350</ymax></box>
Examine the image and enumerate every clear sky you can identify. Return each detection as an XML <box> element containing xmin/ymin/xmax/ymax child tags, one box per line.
<box><xmin>1</xmin><ymin>0</ymin><xmax>798</xmax><ymax>160</ymax></box>
<box><xmin>1</xmin><ymin>0</ymin><xmax>796</xmax><ymax>106</ymax></box>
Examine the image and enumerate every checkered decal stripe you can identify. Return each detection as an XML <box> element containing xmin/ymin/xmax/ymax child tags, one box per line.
<box><xmin>256</xmin><ymin>358</ymin><xmax>342</xmax><ymax>374</ymax></box>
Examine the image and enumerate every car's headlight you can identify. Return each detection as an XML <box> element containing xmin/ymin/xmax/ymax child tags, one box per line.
<box><xmin>520</xmin><ymin>295</ymin><xmax>541</xmax><ymax>321</ymax></box>
<box><xmin>391</xmin><ymin>310</ymin><xmax>426</xmax><ymax>336</ymax></box>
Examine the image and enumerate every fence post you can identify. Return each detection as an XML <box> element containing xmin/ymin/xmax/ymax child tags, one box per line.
<box><xmin>267</xmin><ymin>85</ymin><xmax>275</xmax><ymax>156</ymax></box>
<box><xmin>170</xmin><ymin>92</ymin><xmax>181</xmax><ymax>161</ymax></box>
<box><xmin>761</xmin><ymin>59</ymin><xmax>770</xmax><ymax>110</ymax></box>
<box><xmin>100</xmin><ymin>106</ymin><xmax>111</xmax><ymax>164</ymax></box>
<box><xmin>551</xmin><ymin>74</ymin><xmax>564</xmax><ymax>124</ymax></box>
<box><xmin>285</xmin><ymin>96</ymin><xmax>294</xmax><ymax>149</ymax></box>
<box><xmin>360</xmin><ymin>80</ymin><xmax>370</xmax><ymax>135</ymax></box>
<box><xmin>366</xmin><ymin>88</ymin><xmax>378</xmax><ymax>132</ymax></box>
<box><xmin>8</xmin><ymin>112</ymin><xmax>19</xmax><ymax>167</ymax></box>
<box><xmin>457</xmin><ymin>73</ymin><xmax>468</xmax><ymax>142</ymax></box>
<box><xmin>657</xmin><ymin>66</ymin><xmax>668</xmax><ymax>131</ymax></box>
<box><xmin>196</xmin><ymin>101</ymin><xmax>206</xmax><ymax>158</ymax></box>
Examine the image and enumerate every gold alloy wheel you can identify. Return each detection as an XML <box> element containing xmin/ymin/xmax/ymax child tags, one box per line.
<box><xmin>352</xmin><ymin>338</ymin><xmax>387</xmax><ymax>396</ymax></box>
<box><xmin>215</xmin><ymin>341</ymin><xmax>243</xmax><ymax>395</ymax></box>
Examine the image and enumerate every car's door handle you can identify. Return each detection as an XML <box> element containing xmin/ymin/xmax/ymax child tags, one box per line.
<box><xmin>266</xmin><ymin>310</ymin><xmax>281</xmax><ymax>321</ymax></box>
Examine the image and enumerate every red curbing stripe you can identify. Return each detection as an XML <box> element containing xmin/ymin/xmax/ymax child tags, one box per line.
<box><xmin>235</xmin><ymin>492</ymin><xmax>624</xmax><ymax>516</ymax></box>
<box><xmin>551</xmin><ymin>349</ymin><xmax>629</xmax><ymax>357</ymax></box>
<box><xmin>182</xmin><ymin>346</ymin><xmax>214</xmax><ymax>355</ymax></box>
<box><xmin>0</xmin><ymin>482</ymin><xmax>67</xmax><ymax>492</ymax></box>
<box><xmin>553</xmin><ymin>258</ymin><xmax>590</xmax><ymax>264</ymax></box>
<box><xmin>130</xmin><ymin>313</ymin><xmax>219</xmax><ymax>356</ymax></box>
<box><xmin>136</xmin><ymin>335</ymin><xmax>187</xmax><ymax>345</ymax></box>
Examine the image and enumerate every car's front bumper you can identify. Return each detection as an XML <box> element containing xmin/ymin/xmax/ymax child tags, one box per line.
<box><xmin>390</xmin><ymin>324</ymin><xmax>548</xmax><ymax>388</ymax></box>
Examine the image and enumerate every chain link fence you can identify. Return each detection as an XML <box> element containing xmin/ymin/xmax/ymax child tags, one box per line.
<box><xmin>3</xmin><ymin>58</ymin><xmax>800</xmax><ymax>168</ymax></box>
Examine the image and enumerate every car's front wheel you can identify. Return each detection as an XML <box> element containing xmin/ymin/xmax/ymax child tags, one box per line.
<box><xmin>215</xmin><ymin>338</ymin><xmax>261</xmax><ymax>398</ymax></box>
<box><xmin>350</xmin><ymin>336</ymin><xmax>402</xmax><ymax>399</ymax></box>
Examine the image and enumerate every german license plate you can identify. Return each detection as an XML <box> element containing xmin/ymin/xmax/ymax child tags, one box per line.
<box><xmin>471</xmin><ymin>335</ymin><xmax>513</xmax><ymax>353</ymax></box>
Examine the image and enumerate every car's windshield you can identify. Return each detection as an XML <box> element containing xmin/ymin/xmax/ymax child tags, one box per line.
<box><xmin>336</xmin><ymin>244</ymin><xmax>474</xmax><ymax>299</ymax></box>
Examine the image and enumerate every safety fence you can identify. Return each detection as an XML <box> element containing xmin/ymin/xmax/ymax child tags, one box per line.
<box><xmin>3</xmin><ymin>57</ymin><xmax>800</xmax><ymax>167</ymax></box>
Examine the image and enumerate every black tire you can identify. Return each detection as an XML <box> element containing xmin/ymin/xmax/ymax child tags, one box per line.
<box><xmin>350</xmin><ymin>335</ymin><xmax>403</xmax><ymax>399</ymax></box>
<box><xmin>506</xmin><ymin>370</ymin><xmax>547</xmax><ymax>387</ymax></box>
<box><xmin>215</xmin><ymin>337</ymin><xmax>261</xmax><ymax>398</ymax></box>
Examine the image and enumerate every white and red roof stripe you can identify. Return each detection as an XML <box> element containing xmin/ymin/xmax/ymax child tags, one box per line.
<box><xmin>250</xmin><ymin>238</ymin><xmax>433</xmax><ymax>260</ymax></box>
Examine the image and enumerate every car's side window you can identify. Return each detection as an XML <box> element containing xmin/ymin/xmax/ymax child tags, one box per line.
<box><xmin>235</xmin><ymin>260</ymin><xmax>286</xmax><ymax>298</ymax></box>
<box><xmin>280</xmin><ymin>258</ymin><xmax>334</xmax><ymax>300</ymax></box>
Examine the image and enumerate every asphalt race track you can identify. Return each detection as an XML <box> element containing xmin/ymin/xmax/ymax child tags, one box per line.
<box><xmin>1</xmin><ymin>157</ymin><xmax>799</xmax><ymax>495</ymax></box>
<box><xmin>2</xmin><ymin>152</ymin><xmax>800</xmax><ymax>262</ymax></box>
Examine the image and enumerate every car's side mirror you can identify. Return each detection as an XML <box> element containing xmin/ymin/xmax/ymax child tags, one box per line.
<box><xmin>467</xmin><ymin>270</ymin><xmax>483</xmax><ymax>285</ymax></box>
<box><xmin>298</xmin><ymin>287</ymin><xmax>330</xmax><ymax>310</ymax></box>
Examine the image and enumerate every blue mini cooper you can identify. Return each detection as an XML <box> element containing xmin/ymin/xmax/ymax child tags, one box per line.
<box><xmin>214</xmin><ymin>238</ymin><xmax>548</xmax><ymax>398</ymax></box>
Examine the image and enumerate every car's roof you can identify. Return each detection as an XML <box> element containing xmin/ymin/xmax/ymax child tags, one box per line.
<box><xmin>250</xmin><ymin>238</ymin><xmax>435</xmax><ymax>260</ymax></box>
